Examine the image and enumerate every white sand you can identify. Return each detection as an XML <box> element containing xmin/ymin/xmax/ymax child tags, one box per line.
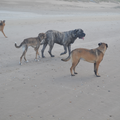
<box><xmin>0</xmin><ymin>0</ymin><xmax>120</xmax><ymax>120</ymax></box>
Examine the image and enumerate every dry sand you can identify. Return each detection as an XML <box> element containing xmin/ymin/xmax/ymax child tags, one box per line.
<box><xmin>0</xmin><ymin>0</ymin><xmax>120</xmax><ymax>120</ymax></box>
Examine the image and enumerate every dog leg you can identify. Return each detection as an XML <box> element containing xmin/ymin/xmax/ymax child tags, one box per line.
<box><xmin>73</xmin><ymin>67</ymin><xmax>78</xmax><ymax>75</ymax></box>
<box><xmin>70</xmin><ymin>63</ymin><xmax>76</xmax><ymax>76</ymax></box>
<box><xmin>20</xmin><ymin>51</ymin><xmax>25</xmax><ymax>65</ymax></box>
<box><xmin>94</xmin><ymin>62</ymin><xmax>100</xmax><ymax>77</ymax></box>
<box><xmin>70</xmin><ymin>57</ymin><xmax>80</xmax><ymax>76</ymax></box>
<box><xmin>34</xmin><ymin>48</ymin><xmax>39</xmax><ymax>60</ymax></box>
<box><xmin>73</xmin><ymin>59</ymin><xmax>80</xmax><ymax>74</ymax></box>
<box><xmin>68</xmin><ymin>45</ymin><xmax>71</xmax><ymax>56</ymax></box>
<box><xmin>48</xmin><ymin>44</ymin><xmax>55</xmax><ymax>57</ymax></box>
<box><xmin>60</xmin><ymin>46</ymin><xmax>67</xmax><ymax>55</ymax></box>
<box><xmin>20</xmin><ymin>45</ymin><xmax>28</xmax><ymax>65</ymax></box>
<box><xmin>23</xmin><ymin>46</ymin><xmax>28</xmax><ymax>62</ymax></box>
<box><xmin>34</xmin><ymin>49</ymin><xmax>40</xmax><ymax>61</ymax></box>
<box><xmin>37</xmin><ymin>51</ymin><xmax>40</xmax><ymax>58</ymax></box>
<box><xmin>24</xmin><ymin>53</ymin><xmax>28</xmax><ymax>62</ymax></box>
<box><xmin>35</xmin><ymin>48</ymin><xmax>37</xmax><ymax>60</ymax></box>
<box><xmin>94</xmin><ymin>63</ymin><xmax>97</xmax><ymax>75</ymax></box>
<box><xmin>2</xmin><ymin>30</ymin><xmax>7</xmax><ymax>38</ymax></box>
<box><xmin>41</xmin><ymin>43</ymin><xmax>47</xmax><ymax>58</ymax></box>
<box><xmin>37</xmin><ymin>49</ymin><xmax>40</xmax><ymax>58</ymax></box>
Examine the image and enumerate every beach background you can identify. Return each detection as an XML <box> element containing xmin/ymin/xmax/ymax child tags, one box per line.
<box><xmin>0</xmin><ymin>0</ymin><xmax>120</xmax><ymax>120</ymax></box>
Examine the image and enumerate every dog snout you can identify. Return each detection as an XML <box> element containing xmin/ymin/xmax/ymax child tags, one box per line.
<box><xmin>83</xmin><ymin>33</ymin><xmax>86</xmax><ymax>37</ymax></box>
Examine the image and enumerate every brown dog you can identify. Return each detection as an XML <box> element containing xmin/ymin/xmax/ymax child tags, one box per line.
<box><xmin>0</xmin><ymin>20</ymin><xmax>7</xmax><ymax>38</ymax></box>
<box><xmin>61</xmin><ymin>43</ymin><xmax>108</xmax><ymax>77</ymax></box>
<box><xmin>15</xmin><ymin>33</ymin><xmax>46</xmax><ymax>65</ymax></box>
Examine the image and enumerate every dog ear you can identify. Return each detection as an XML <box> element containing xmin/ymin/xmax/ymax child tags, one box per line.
<box><xmin>3</xmin><ymin>20</ymin><xmax>5</xmax><ymax>23</ymax></box>
<box><xmin>74</xmin><ymin>29</ymin><xmax>79</xmax><ymax>37</ymax></box>
<box><xmin>38</xmin><ymin>33</ymin><xmax>45</xmax><ymax>41</ymax></box>
<box><xmin>38</xmin><ymin>33</ymin><xmax>41</xmax><ymax>40</ymax></box>
<box><xmin>98</xmin><ymin>43</ymin><xmax>102</xmax><ymax>46</ymax></box>
<box><xmin>74</xmin><ymin>29</ymin><xmax>79</xmax><ymax>33</ymax></box>
<box><xmin>81</xmin><ymin>29</ymin><xmax>83</xmax><ymax>33</ymax></box>
<box><xmin>106</xmin><ymin>44</ymin><xmax>108</xmax><ymax>48</ymax></box>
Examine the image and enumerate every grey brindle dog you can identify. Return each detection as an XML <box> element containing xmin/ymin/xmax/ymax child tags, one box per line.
<box><xmin>41</xmin><ymin>29</ymin><xmax>86</xmax><ymax>58</ymax></box>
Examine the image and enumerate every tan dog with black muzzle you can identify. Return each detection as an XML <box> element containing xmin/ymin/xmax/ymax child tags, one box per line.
<box><xmin>61</xmin><ymin>43</ymin><xmax>108</xmax><ymax>77</ymax></box>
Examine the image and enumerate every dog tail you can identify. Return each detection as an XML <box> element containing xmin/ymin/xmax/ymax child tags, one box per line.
<box><xmin>61</xmin><ymin>55</ymin><xmax>71</xmax><ymax>62</ymax></box>
<box><xmin>15</xmin><ymin>42</ymin><xmax>23</xmax><ymax>48</ymax></box>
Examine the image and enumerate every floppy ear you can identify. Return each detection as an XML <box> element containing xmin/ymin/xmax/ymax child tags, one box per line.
<box><xmin>3</xmin><ymin>20</ymin><xmax>5</xmax><ymax>23</ymax></box>
<box><xmin>38</xmin><ymin>33</ymin><xmax>46</xmax><ymax>41</ymax></box>
<box><xmin>81</xmin><ymin>29</ymin><xmax>83</xmax><ymax>33</ymax></box>
<box><xmin>74</xmin><ymin>29</ymin><xmax>79</xmax><ymax>34</ymax></box>
<box><xmin>38</xmin><ymin>33</ymin><xmax>42</xmax><ymax>40</ymax></box>
<box><xmin>98</xmin><ymin>43</ymin><xmax>102</xmax><ymax>46</ymax></box>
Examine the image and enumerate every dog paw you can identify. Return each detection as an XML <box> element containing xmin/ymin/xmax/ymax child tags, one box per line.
<box><xmin>74</xmin><ymin>72</ymin><xmax>78</xmax><ymax>74</ymax></box>
<box><xmin>19</xmin><ymin>62</ymin><xmax>22</xmax><ymax>65</ymax></box>
<box><xmin>60</xmin><ymin>53</ymin><xmax>64</xmax><ymax>55</ymax></box>
<box><xmin>96</xmin><ymin>74</ymin><xmax>100</xmax><ymax>77</ymax></box>
<box><xmin>26</xmin><ymin>60</ymin><xmax>29</xmax><ymax>63</ymax></box>
<box><xmin>35</xmin><ymin>59</ymin><xmax>39</xmax><ymax>62</ymax></box>
<box><xmin>34</xmin><ymin>59</ymin><xmax>37</xmax><ymax>61</ymax></box>
<box><xmin>71</xmin><ymin>74</ymin><xmax>75</xmax><ymax>76</ymax></box>
<box><xmin>60</xmin><ymin>52</ymin><xmax>66</xmax><ymax>55</ymax></box>
<box><xmin>51</xmin><ymin>55</ymin><xmax>55</xmax><ymax>57</ymax></box>
<box><xmin>42</xmin><ymin>56</ymin><xmax>45</xmax><ymax>58</ymax></box>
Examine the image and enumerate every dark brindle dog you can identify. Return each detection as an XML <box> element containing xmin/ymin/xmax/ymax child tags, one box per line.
<box><xmin>15</xmin><ymin>33</ymin><xmax>46</xmax><ymax>65</ymax></box>
<box><xmin>0</xmin><ymin>20</ymin><xmax>7</xmax><ymax>38</ymax></box>
<box><xmin>61</xmin><ymin>43</ymin><xmax>108</xmax><ymax>77</ymax></box>
<box><xmin>41</xmin><ymin>29</ymin><xmax>85</xmax><ymax>58</ymax></box>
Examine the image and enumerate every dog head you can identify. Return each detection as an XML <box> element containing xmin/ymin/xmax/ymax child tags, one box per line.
<box><xmin>3</xmin><ymin>20</ymin><xmax>5</xmax><ymax>23</ymax></box>
<box><xmin>38</xmin><ymin>33</ymin><xmax>46</xmax><ymax>41</ymax></box>
<box><xmin>98</xmin><ymin>43</ymin><xmax>108</xmax><ymax>49</ymax></box>
<box><xmin>0</xmin><ymin>20</ymin><xmax>5</xmax><ymax>25</ymax></box>
<box><xmin>98</xmin><ymin>43</ymin><xmax>108</xmax><ymax>54</ymax></box>
<box><xmin>74</xmin><ymin>29</ymin><xmax>86</xmax><ymax>40</ymax></box>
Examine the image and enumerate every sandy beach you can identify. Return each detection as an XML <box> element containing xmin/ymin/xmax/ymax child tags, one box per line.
<box><xmin>0</xmin><ymin>0</ymin><xmax>120</xmax><ymax>120</ymax></box>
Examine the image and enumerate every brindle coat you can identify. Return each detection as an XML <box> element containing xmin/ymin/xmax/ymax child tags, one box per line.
<box><xmin>41</xmin><ymin>29</ymin><xmax>86</xmax><ymax>58</ymax></box>
<box><xmin>0</xmin><ymin>20</ymin><xmax>7</xmax><ymax>38</ymax></box>
<box><xmin>61</xmin><ymin>43</ymin><xmax>108</xmax><ymax>77</ymax></box>
<box><xmin>15</xmin><ymin>33</ymin><xmax>46</xmax><ymax>65</ymax></box>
